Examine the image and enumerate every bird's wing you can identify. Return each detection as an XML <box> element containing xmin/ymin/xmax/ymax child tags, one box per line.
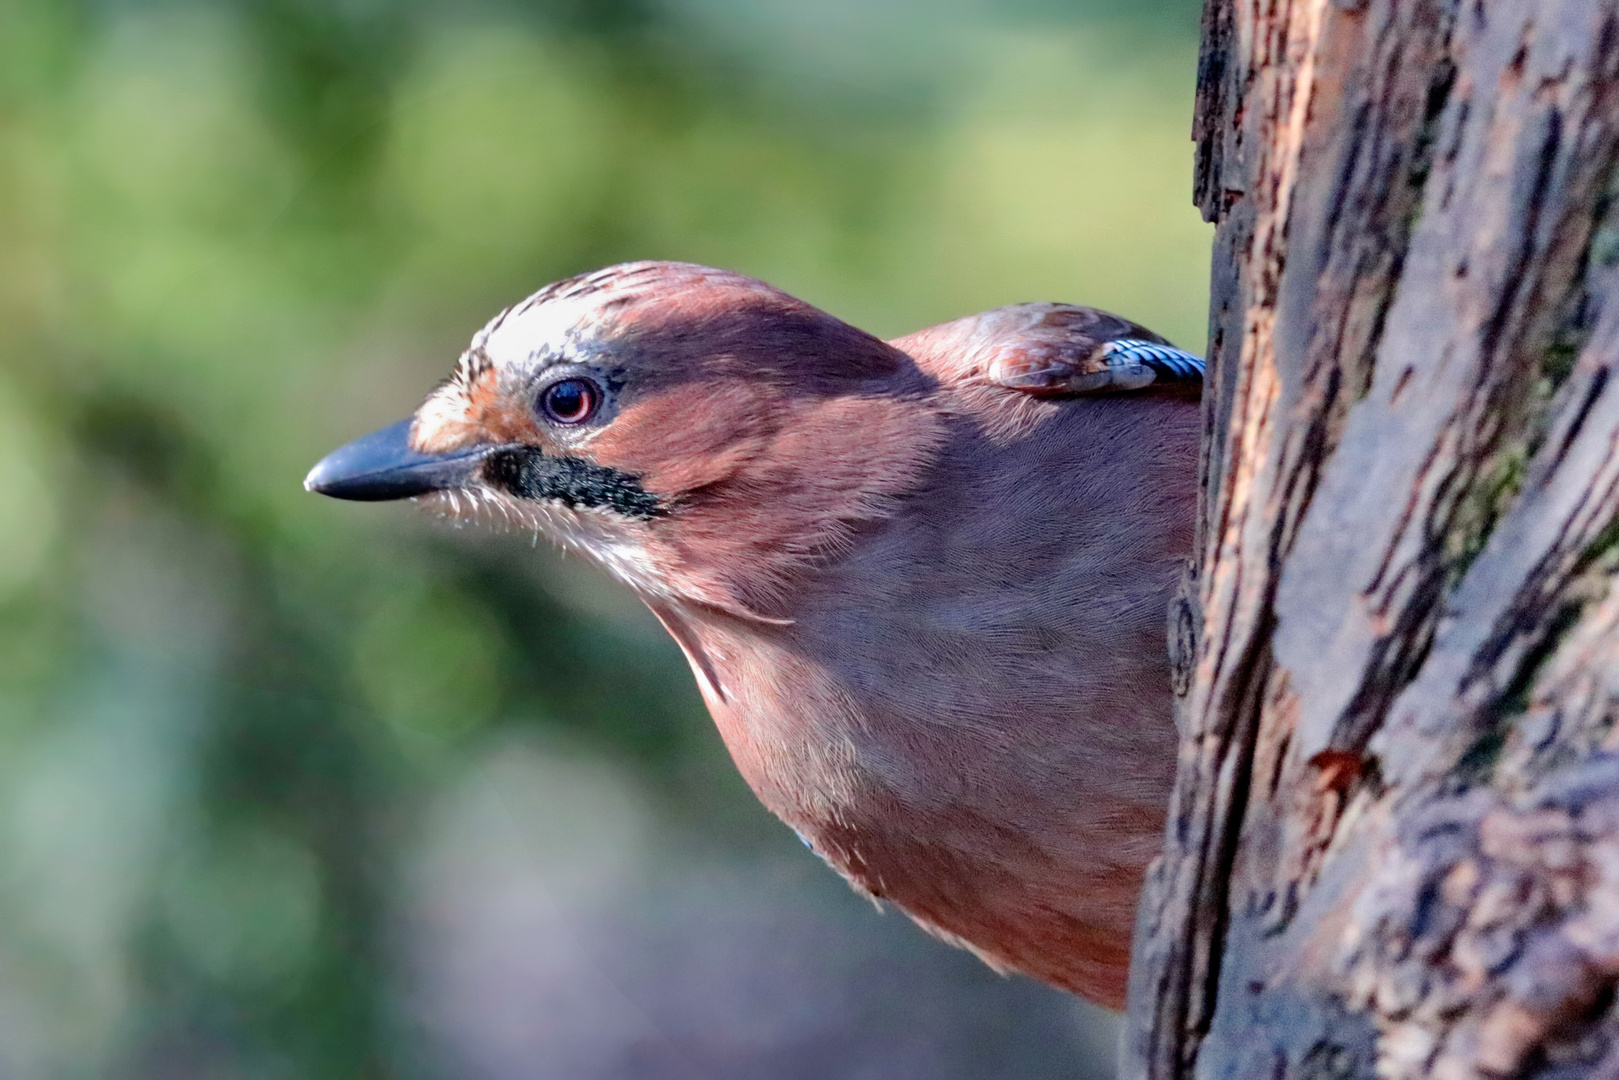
<box><xmin>890</xmin><ymin>303</ymin><xmax>1204</xmax><ymax>397</ymax></box>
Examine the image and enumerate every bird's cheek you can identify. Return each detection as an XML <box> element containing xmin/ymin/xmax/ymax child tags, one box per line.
<box><xmin>587</xmin><ymin>390</ymin><xmax>776</xmax><ymax>494</ymax></box>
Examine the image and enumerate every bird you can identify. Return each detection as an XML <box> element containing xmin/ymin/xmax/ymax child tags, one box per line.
<box><xmin>306</xmin><ymin>261</ymin><xmax>1201</xmax><ymax>1008</ymax></box>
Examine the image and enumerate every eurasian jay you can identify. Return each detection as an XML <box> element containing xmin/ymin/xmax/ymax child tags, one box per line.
<box><xmin>306</xmin><ymin>262</ymin><xmax>1201</xmax><ymax>1007</ymax></box>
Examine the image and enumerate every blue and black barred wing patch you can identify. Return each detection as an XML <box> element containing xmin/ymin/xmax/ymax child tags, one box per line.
<box><xmin>1089</xmin><ymin>339</ymin><xmax>1206</xmax><ymax>391</ymax></box>
<box><xmin>992</xmin><ymin>337</ymin><xmax>1206</xmax><ymax>395</ymax></box>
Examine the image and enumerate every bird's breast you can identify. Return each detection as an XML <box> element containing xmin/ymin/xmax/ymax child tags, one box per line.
<box><xmin>648</xmin><ymin>390</ymin><xmax>1197</xmax><ymax>1004</ymax></box>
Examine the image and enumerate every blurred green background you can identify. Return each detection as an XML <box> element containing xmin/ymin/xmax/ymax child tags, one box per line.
<box><xmin>0</xmin><ymin>0</ymin><xmax>1209</xmax><ymax>1076</ymax></box>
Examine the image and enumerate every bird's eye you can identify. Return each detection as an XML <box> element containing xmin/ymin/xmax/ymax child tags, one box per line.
<box><xmin>538</xmin><ymin>378</ymin><xmax>601</xmax><ymax>425</ymax></box>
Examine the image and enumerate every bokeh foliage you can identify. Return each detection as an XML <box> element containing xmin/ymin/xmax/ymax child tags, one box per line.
<box><xmin>0</xmin><ymin>0</ymin><xmax>1208</xmax><ymax>1075</ymax></box>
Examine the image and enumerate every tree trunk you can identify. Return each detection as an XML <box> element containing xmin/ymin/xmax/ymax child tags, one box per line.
<box><xmin>1122</xmin><ymin>2</ymin><xmax>1619</xmax><ymax>1078</ymax></box>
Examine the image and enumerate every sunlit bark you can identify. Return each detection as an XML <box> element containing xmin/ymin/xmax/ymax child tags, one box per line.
<box><xmin>1125</xmin><ymin>2</ymin><xmax>1619</xmax><ymax>1076</ymax></box>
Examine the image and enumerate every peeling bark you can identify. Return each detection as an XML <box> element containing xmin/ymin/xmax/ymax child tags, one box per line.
<box><xmin>1124</xmin><ymin>1</ymin><xmax>1619</xmax><ymax>1077</ymax></box>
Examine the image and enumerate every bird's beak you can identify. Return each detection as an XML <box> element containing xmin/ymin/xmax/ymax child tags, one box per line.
<box><xmin>304</xmin><ymin>417</ymin><xmax>496</xmax><ymax>502</ymax></box>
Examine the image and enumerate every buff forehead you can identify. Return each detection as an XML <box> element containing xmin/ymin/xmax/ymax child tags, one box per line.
<box><xmin>471</xmin><ymin>289</ymin><xmax>636</xmax><ymax>386</ymax></box>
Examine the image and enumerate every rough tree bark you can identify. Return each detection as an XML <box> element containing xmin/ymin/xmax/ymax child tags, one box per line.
<box><xmin>1122</xmin><ymin>1</ymin><xmax>1619</xmax><ymax>1078</ymax></box>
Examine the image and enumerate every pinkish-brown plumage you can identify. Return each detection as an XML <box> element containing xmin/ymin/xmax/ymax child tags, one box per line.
<box><xmin>308</xmin><ymin>261</ymin><xmax>1200</xmax><ymax>1007</ymax></box>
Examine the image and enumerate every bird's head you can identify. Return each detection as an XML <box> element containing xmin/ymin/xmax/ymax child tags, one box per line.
<box><xmin>307</xmin><ymin>262</ymin><xmax>944</xmax><ymax>621</ymax></box>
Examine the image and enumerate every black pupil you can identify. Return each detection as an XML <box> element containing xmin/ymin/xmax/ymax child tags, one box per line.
<box><xmin>545</xmin><ymin>380</ymin><xmax>594</xmax><ymax>422</ymax></box>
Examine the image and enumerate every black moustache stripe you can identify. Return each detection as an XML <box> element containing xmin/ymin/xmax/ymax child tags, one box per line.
<box><xmin>482</xmin><ymin>447</ymin><xmax>663</xmax><ymax>521</ymax></box>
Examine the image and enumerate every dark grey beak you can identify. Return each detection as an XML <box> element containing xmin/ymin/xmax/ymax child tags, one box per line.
<box><xmin>304</xmin><ymin>418</ymin><xmax>495</xmax><ymax>501</ymax></box>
